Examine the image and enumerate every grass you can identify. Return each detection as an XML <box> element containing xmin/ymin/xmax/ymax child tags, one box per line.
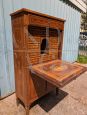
<box><xmin>77</xmin><ymin>55</ymin><xmax>87</xmax><ymax>64</ymax></box>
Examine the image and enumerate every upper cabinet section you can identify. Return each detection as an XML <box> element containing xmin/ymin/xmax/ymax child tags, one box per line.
<box><xmin>10</xmin><ymin>8</ymin><xmax>65</xmax><ymax>30</ymax></box>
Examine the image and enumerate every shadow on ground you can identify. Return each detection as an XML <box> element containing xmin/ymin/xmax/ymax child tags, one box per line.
<box><xmin>31</xmin><ymin>89</ymin><xmax>68</xmax><ymax>112</ymax></box>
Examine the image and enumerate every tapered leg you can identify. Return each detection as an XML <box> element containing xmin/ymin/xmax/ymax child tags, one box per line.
<box><xmin>16</xmin><ymin>98</ymin><xmax>20</xmax><ymax>106</ymax></box>
<box><xmin>56</xmin><ymin>88</ymin><xmax>59</xmax><ymax>96</ymax></box>
<box><xmin>25</xmin><ymin>106</ymin><xmax>30</xmax><ymax>115</ymax></box>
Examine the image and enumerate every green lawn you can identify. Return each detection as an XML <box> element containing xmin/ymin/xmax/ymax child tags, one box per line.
<box><xmin>77</xmin><ymin>55</ymin><xmax>87</xmax><ymax>64</ymax></box>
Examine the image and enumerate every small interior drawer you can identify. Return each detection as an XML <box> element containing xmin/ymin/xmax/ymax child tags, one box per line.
<box><xmin>29</xmin><ymin>14</ymin><xmax>49</xmax><ymax>27</ymax></box>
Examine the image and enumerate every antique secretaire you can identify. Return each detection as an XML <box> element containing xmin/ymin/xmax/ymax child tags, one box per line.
<box><xmin>10</xmin><ymin>8</ymin><xmax>86</xmax><ymax>115</ymax></box>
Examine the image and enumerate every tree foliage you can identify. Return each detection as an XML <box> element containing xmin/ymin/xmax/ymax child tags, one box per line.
<box><xmin>81</xmin><ymin>3</ymin><xmax>87</xmax><ymax>31</ymax></box>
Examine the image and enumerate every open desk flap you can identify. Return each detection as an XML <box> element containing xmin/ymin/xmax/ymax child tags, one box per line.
<box><xmin>31</xmin><ymin>60</ymin><xmax>87</xmax><ymax>87</ymax></box>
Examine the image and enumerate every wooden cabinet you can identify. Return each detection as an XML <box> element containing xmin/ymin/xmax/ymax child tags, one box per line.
<box><xmin>10</xmin><ymin>8</ymin><xmax>86</xmax><ymax>115</ymax></box>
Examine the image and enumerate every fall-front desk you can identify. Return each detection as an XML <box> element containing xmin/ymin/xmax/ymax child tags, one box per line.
<box><xmin>32</xmin><ymin>60</ymin><xmax>86</xmax><ymax>87</ymax></box>
<box><xmin>10</xmin><ymin>8</ymin><xmax>87</xmax><ymax>115</ymax></box>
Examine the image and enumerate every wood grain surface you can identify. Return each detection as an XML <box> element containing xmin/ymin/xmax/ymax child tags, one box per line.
<box><xmin>31</xmin><ymin>60</ymin><xmax>87</xmax><ymax>87</ymax></box>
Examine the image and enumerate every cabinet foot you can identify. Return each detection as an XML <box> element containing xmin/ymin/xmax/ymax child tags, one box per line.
<box><xmin>25</xmin><ymin>106</ymin><xmax>30</xmax><ymax>115</ymax></box>
<box><xmin>16</xmin><ymin>98</ymin><xmax>20</xmax><ymax>106</ymax></box>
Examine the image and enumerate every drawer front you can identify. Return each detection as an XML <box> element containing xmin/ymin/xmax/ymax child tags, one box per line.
<box><xmin>49</xmin><ymin>20</ymin><xmax>58</xmax><ymax>29</ymax></box>
<box><xmin>29</xmin><ymin>14</ymin><xmax>49</xmax><ymax>27</ymax></box>
<box><xmin>49</xmin><ymin>20</ymin><xmax>64</xmax><ymax>30</ymax></box>
<box><xmin>57</xmin><ymin>21</ymin><xmax>64</xmax><ymax>30</ymax></box>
